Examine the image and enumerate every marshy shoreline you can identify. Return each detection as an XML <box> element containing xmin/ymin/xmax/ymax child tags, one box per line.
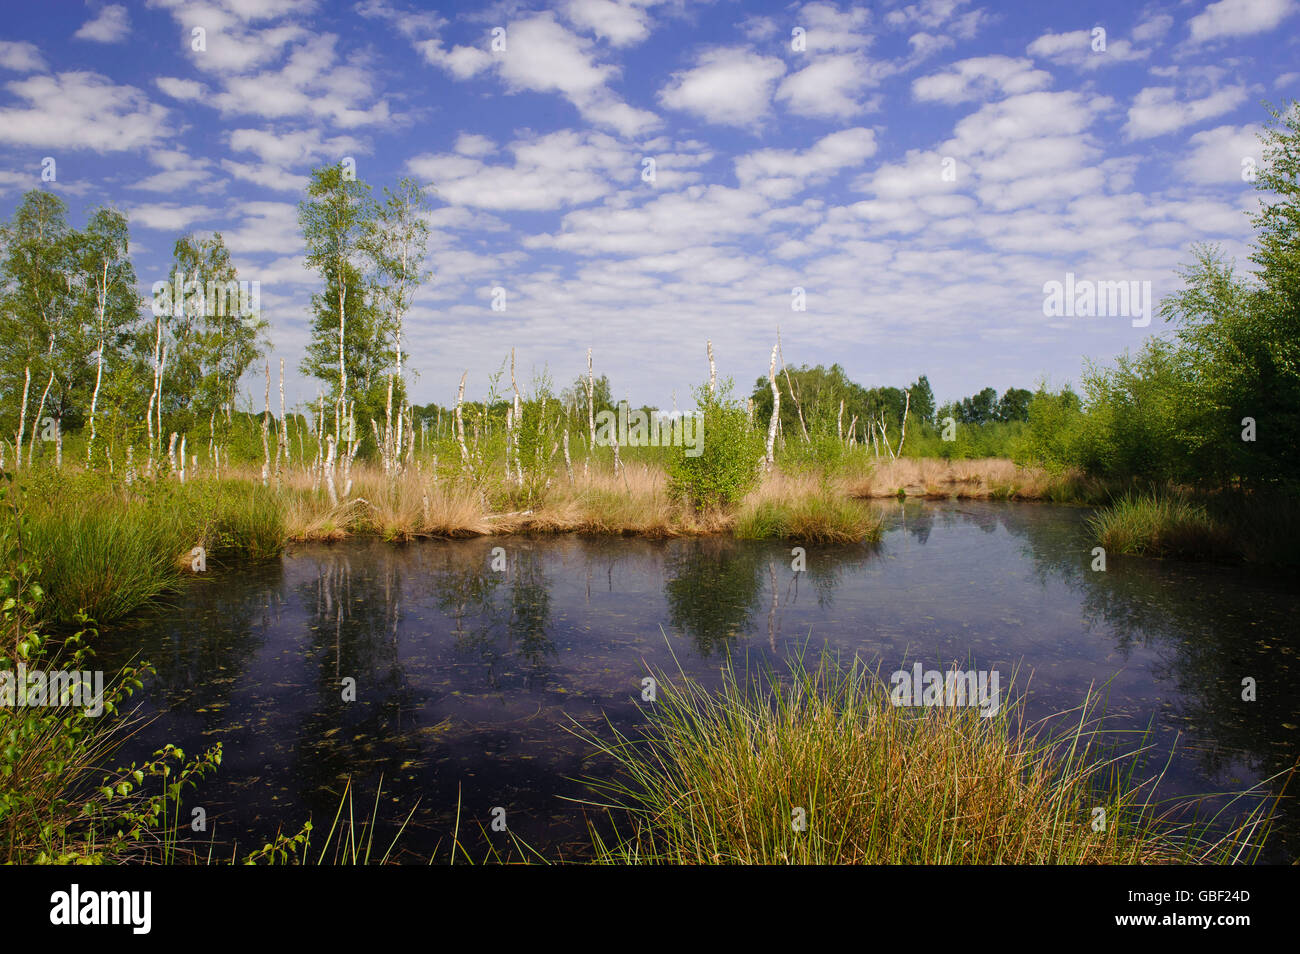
<box><xmin>2</xmin><ymin>455</ymin><xmax>1293</xmax><ymax>866</ymax></box>
<box><xmin>5</xmin><ymin>454</ymin><xmax>1294</xmax><ymax>630</ymax></box>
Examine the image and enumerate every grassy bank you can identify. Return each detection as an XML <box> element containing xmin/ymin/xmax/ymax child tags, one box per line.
<box><xmin>1090</xmin><ymin>491</ymin><xmax>1300</xmax><ymax>566</ymax></box>
<box><xmin>583</xmin><ymin>652</ymin><xmax>1274</xmax><ymax>864</ymax></box>
<box><xmin>2</xmin><ymin>459</ymin><xmax>893</xmax><ymax>624</ymax></box>
<box><xmin>1</xmin><ymin>471</ymin><xmax>285</xmax><ymax>623</ymax></box>
<box><xmin>6</xmin><ymin>454</ymin><xmax>1294</xmax><ymax>627</ymax></box>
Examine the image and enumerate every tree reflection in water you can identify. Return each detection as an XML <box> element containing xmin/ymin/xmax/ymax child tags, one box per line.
<box><xmin>93</xmin><ymin>504</ymin><xmax>1297</xmax><ymax>862</ymax></box>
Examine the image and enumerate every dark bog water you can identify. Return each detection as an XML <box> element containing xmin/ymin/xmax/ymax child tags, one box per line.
<box><xmin>96</xmin><ymin>500</ymin><xmax>1300</xmax><ymax>862</ymax></box>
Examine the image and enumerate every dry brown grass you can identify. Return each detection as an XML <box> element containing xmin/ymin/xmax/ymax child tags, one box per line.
<box><xmin>227</xmin><ymin>455</ymin><xmax>1094</xmax><ymax>546</ymax></box>
<box><xmin>274</xmin><ymin>461</ymin><xmax>722</xmax><ymax>541</ymax></box>
<box><xmin>846</xmin><ymin>457</ymin><xmax>1086</xmax><ymax>501</ymax></box>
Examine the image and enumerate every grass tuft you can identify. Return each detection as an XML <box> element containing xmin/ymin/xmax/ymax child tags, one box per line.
<box><xmin>580</xmin><ymin>648</ymin><xmax>1273</xmax><ymax>864</ymax></box>
<box><xmin>1089</xmin><ymin>492</ymin><xmax>1233</xmax><ymax>560</ymax></box>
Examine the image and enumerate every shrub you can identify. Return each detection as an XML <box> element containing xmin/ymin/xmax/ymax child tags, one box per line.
<box><xmin>667</xmin><ymin>379</ymin><xmax>762</xmax><ymax>511</ymax></box>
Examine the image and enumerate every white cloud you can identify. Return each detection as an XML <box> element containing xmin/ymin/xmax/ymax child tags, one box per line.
<box><xmin>907</xmin><ymin>32</ymin><xmax>954</xmax><ymax>60</ymax></box>
<box><xmin>408</xmin><ymin>129</ymin><xmax>636</xmax><ymax>211</ymax></box>
<box><xmin>146</xmin><ymin>0</ymin><xmax>309</xmax><ymax>74</ymax></box>
<box><xmin>0</xmin><ymin>41</ymin><xmax>47</xmax><ymax>72</ymax></box>
<box><xmin>886</xmin><ymin>0</ymin><xmax>985</xmax><ymax>38</ymax></box>
<box><xmin>738</xmin><ymin>15</ymin><xmax>778</xmax><ymax>42</ymax></box>
<box><xmin>227</xmin><ymin>127</ymin><xmax>364</xmax><ymax>166</ymax></box>
<box><xmin>219</xmin><ymin>159</ymin><xmax>310</xmax><ymax>193</ymax></box>
<box><xmin>562</xmin><ymin>0</ymin><xmax>653</xmax><ymax>47</ymax></box>
<box><xmin>220</xmin><ymin>200</ymin><xmax>303</xmax><ymax>255</ymax></box>
<box><xmin>0</xmin><ymin>72</ymin><xmax>174</xmax><ymax>151</ymax></box>
<box><xmin>423</xmin><ymin>13</ymin><xmax>658</xmax><ymax>137</ymax></box>
<box><xmin>1132</xmin><ymin>14</ymin><xmax>1174</xmax><ymax>43</ymax></box>
<box><xmin>736</xmin><ymin>128</ymin><xmax>878</xmax><ymax>200</ymax></box>
<box><xmin>1176</xmin><ymin>123</ymin><xmax>1262</xmax><ymax>183</ymax></box>
<box><xmin>0</xmin><ymin>168</ymin><xmax>38</xmax><ymax>197</ymax></box>
<box><xmin>208</xmin><ymin>34</ymin><xmax>392</xmax><ymax>127</ymax></box>
<box><xmin>794</xmin><ymin>1</ymin><xmax>874</xmax><ymax>52</ymax></box>
<box><xmin>154</xmin><ymin>76</ymin><xmax>206</xmax><ymax>100</ymax></box>
<box><xmin>855</xmin><ymin>149</ymin><xmax>961</xmax><ymax>199</ymax></box>
<box><xmin>129</xmin><ymin>148</ymin><xmax>217</xmax><ymax>192</ymax></box>
<box><xmin>75</xmin><ymin>4</ymin><xmax>131</xmax><ymax>43</ymax></box>
<box><xmin>128</xmin><ymin>202</ymin><xmax>217</xmax><ymax>231</ymax></box>
<box><xmin>1026</xmin><ymin>29</ymin><xmax>1148</xmax><ymax>69</ymax></box>
<box><xmin>527</xmin><ymin>184</ymin><xmax>770</xmax><ymax>256</ymax></box>
<box><xmin>1124</xmin><ymin>84</ymin><xmax>1249</xmax><ymax>139</ymax></box>
<box><xmin>1188</xmin><ymin>0</ymin><xmax>1297</xmax><ymax>43</ymax></box>
<box><xmin>912</xmin><ymin>56</ymin><xmax>1051</xmax><ymax>103</ymax></box>
<box><xmin>776</xmin><ymin>54</ymin><xmax>883</xmax><ymax>119</ymax></box>
<box><xmin>658</xmin><ymin>47</ymin><xmax>786</xmax><ymax>128</ymax></box>
<box><xmin>454</xmin><ymin>133</ymin><xmax>496</xmax><ymax>157</ymax></box>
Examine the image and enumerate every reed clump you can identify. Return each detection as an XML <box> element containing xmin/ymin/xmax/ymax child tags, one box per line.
<box><xmin>734</xmin><ymin>473</ymin><xmax>883</xmax><ymax>543</ymax></box>
<box><xmin>1</xmin><ymin>472</ymin><xmax>285</xmax><ymax>623</ymax></box>
<box><xmin>1089</xmin><ymin>492</ymin><xmax>1233</xmax><ymax>559</ymax></box>
<box><xmin>582</xmin><ymin>651</ymin><xmax>1272</xmax><ymax>865</ymax></box>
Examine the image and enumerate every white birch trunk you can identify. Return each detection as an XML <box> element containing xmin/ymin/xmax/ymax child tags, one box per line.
<box><xmin>765</xmin><ymin>344</ymin><xmax>780</xmax><ymax>469</ymax></box>
<box><xmin>15</xmin><ymin>365</ymin><xmax>30</xmax><ymax>470</ymax></box>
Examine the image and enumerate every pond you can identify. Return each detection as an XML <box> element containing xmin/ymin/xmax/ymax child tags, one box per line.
<box><xmin>97</xmin><ymin>500</ymin><xmax>1300</xmax><ymax>863</ymax></box>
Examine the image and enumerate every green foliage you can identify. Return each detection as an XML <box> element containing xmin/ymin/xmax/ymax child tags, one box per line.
<box><xmin>909</xmin><ymin>374</ymin><xmax>936</xmax><ymax>423</ymax></box>
<box><xmin>0</xmin><ymin>472</ymin><xmax>285</xmax><ymax>623</ymax></box>
<box><xmin>298</xmin><ymin>166</ymin><xmax>433</xmax><ymax>459</ymax></box>
<box><xmin>0</xmin><ymin>490</ymin><xmax>221</xmax><ymax>863</ymax></box>
<box><xmin>1021</xmin><ymin>104</ymin><xmax>1300</xmax><ymax>492</ymax></box>
<box><xmin>1074</xmin><ymin>341</ymin><xmax>1202</xmax><ymax>482</ymax></box>
<box><xmin>1019</xmin><ymin>385</ymin><xmax>1084</xmax><ymax>469</ymax></box>
<box><xmin>500</xmin><ymin>372</ymin><xmax>562</xmax><ymax>509</ymax></box>
<box><xmin>908</xmin><ymin>417</ymin><xmax>1027</xmax><ymax>461</ymax></box>
<box><xmin>750</xmin><ymin>363</ymin><xmax>907</xmax><ymax>443</ymax></box>
<box><xmin>0</xmin><ymin>193</ymin><xmax>141</xmax><ymax>444</ymax></box>
<box><xmin>152</xmin><ymin>231</ymin><xmax>265</xmax><ymax>434</ymax></box>
<box><xmin>939</xmin><ymin>385</ymin><xmax>1033</xmax><ymax>428</ymax></box>
<box><xmin>778</xmin><ymin>421</ymin><xmax>851</xmax><ymax>474</ymax></box>
<box><xmin>667</xmin><ymin>380</ymin><xmax>761</xmax><ymax>510</ymax></box>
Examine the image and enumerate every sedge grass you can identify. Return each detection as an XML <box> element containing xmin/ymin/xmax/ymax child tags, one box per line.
<box><xmin>1089</xmin><ymin>492</ymin><xmax>1233</xmax><ymax>560</ymax></box>
<box><xmin>734</xmin><ymin>493</ymin><xmax>882</xmax><ymax>543</ymax></box>
<box><xmin>578</xmin><ymin>648</ymin><xmax>1275</xmax><ymax>864</ymax></box>
<box><xmin>2</xmin><ymin>474</ymin><xmax>285</xmax><ymax>623</ymax></box>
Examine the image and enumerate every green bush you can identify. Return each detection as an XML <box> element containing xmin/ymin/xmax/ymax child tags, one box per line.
<box><xmin>667</xmin><ymin>380</ymin><xmax>762</xmax><ymax>510</ymax></box>
<box><xmin>0</xmin><ymin>499</ymin><xmax>221</xmax><ymax>863</ymax></box>
<box><xmin>1019</xmin><ymin>386</ymin><xmax>1085</xmax><ymax>470</ymax></box>
<box><xmin>778</xmin><ymin>423</ymin><xmax>849</xmax><ymax>474</ymax></box>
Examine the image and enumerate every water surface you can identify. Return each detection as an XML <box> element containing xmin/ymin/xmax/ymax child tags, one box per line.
<box><xmin>98</xmin><ymin>500</ymin><xmax>1300</xmax><ymax>862</ymax></box>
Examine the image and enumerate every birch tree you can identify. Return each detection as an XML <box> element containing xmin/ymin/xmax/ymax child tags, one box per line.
<box><xmin>299</xmin><ymin>163</ymin><xmax>378</xmax><ymax>446</ymax></box>
<box><xmin>78</xmin><ymin>208</ymin><xmax>137</xmax><ymax>469</ymax></box>
<box><xmin>369</xmin><ymin>178</ymin><xmax>431</xmax><ymax>473</ymax></box>
<box><xmin>0</xmin><ymin>191</ymin><xmax>74</xmax><ymax>467</ymax></box>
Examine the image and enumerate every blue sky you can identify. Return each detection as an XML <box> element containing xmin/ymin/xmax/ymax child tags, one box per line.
<box><xmin>1</xmin><ymin>0</ymin><xmax>1296</xmax><ymax>412</ymax></box>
